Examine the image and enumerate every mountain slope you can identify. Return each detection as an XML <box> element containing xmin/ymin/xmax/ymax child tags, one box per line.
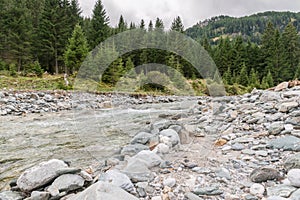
<box><xmin>186</xmin><ymin>11</ymin><xmax>300</xmax><ymax>44</ymax></box>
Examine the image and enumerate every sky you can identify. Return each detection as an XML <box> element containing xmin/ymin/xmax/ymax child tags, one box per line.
<box><xmin>78</xmin><ymin>0</ymin><xmax>300</xmax><ymax>29</ymax></box>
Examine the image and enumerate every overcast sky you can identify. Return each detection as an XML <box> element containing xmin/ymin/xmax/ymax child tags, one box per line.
<box><xmin>78</xmin><ymin>0</ymin><xmax>300</xmax><ymax>29</ymax></box>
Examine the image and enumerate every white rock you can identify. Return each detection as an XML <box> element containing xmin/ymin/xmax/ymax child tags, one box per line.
<box><xmin>250</xmin><ymin>183</ymin><xmax>265</xmax><ymax>195</ymax></box>
<box><xmin>287</xmin><ymin>169</ymin><xmax>300</xmax><ymax>187</ymax></box>
<box><xmin>163</xmin><ymin>178</ymin><xmax>176</xmax><ymax>188</ymax></box>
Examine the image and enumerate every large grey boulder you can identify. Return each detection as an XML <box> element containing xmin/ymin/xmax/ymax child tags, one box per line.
<box><xmin>68</xmin><ymin>181</ymin><xmax>139</xmax><ymax>200</ymax></box>
<box><xmin>268</xmin><ymin>136</ymin><xmax>300</xmax><ymax>151</ymax></box>
<box><xmin>120</xmin><ymin>144</ymin><xmax>149</xmax><ymax>156</ymax></box>
<box><xmin>0</xmin><ymin>191</ymin><xmax>23</xmax><ymax>200</ymax></box>
<box><xmin>17</xmin><ymin>159</ymin><xmax>68</xmax><ymax>192</ymax></box>
<box><xmin>128</xmin><ymin>150</ymin><xmax>162</xmax><ymax>168</ymax></box>
<box><xmin>284</xmin><ymin>153</ymin><xmax>300</xmax><ymax>170</ymax></box>
<box><xmin>250</xmin><ymin>167</ymin><xmax>281</xmax><ymax>183</ymax></box>
<box><xmin>268</xmin><ymin>122</ymin><xmax>285</xmax><ymax>135</ymax></box>
<box><xmin>99</xmin><ymin>169</ymin><xmax>135</xmax><ymax>193</ymax></box>
<box><xmin>48</xmin><ymin>174</ymin><xmax>85</xmax><ymax>193</ymax></box>
<box><xmin>122</xmin><ymin>160</ymin><xmax>154</xmax><ymax>183</ymax></box>
<box><xmin>159</xmin><ymin>129</ymin><xmax>180</xmax><ymax>147</ymax></box>
<box><xmin>130</xmin><ymin>132</ymin><xmax>154</xmax><ymax>145</ymax></box>
<box><xmin>287</xmin><ymin>169</ymin><xmax>300</xmax><ymax>187</ymax></box>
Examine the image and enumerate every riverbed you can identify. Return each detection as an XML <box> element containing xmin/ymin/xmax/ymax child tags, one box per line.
<box><xmin>0</xmin><ymin>98</ymin><xmax>197</xmax><ymax>190</ymax></box>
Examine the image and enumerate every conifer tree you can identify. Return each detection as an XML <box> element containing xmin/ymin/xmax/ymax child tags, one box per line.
<box><xmin>64</xmin><ymin>24</ymin><xmax>89</xmax><ymax>74</ymax></box>
<box><xmin>238</xmin><ymin>63</ymin><xmax>249</xmax><ymax>86</ymax></box>
<box><xmin>171</xmin><ymin>16</ymin><xmax>184</xmax><ymax>33</ymax></box>
<box><xmin>88</xmin><ymin>0</ymin><xmax>110</xmax><ymax>49</ymax></box>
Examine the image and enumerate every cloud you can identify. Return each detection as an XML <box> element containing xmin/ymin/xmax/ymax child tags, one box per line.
<box><xmin>78</xmin><ymin>0</ymin><xmax>300</xmax><ymax>29</ymax></box>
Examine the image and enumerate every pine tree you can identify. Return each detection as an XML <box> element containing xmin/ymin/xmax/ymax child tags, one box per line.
<box><xmin>249</xmin><ymin>68</ymin><xmax>259</xmax><ymax>87</ymax></box>
<box><xmin>294</xmin><ymin>63</ymin><xmax>300</xmax><ymax>80</ymax></box>
<box><xmin>117</xmin><ymin>15</ymin><xmax>127</xmax><ymax>33</ymax></box>
<box><xmin>129</xmin><ymin>22</ymin><xmax>136</xmax><ymax>30</ymax></box>
<box><xmin>64</xmin><ymin>24</ymin><xmax>89</xmax><ymax>74</ymax></box>
<box><xmin>238</xmin><ymin>63</ymin><xmax>249</xmax><ymax>86</ymax></box>
<box><xmin>171</xmin><ymin>16</ymin><xmax>184</xmax><ymax>33</ymax></box>
<box><xmin>88</xmin><ymin>0</ymin><xmax>110</xmax><ymax>49</ymax></box>
<box><xmin>139</xmin><ymin>19</ymin><xmax>146</xmax><ymax>30</ymax></box>
<box><xmin>223</xmin><ymin>67</ymin><xmax>232</xmax><ymax>85</ymax></box>
<box><xmin>148</xmin><ymin>20</ymin><xmax>153</xmax><ymax>32</ymax></box>
<box><xmin>154</xmin><ymin>18</ymin><xmax>164</xmax><ymax>32</ymax></box>
<box><xmin>281</xmin><ymin>22</ymin><xmax>300</xmax><ymax>81</ymax></box>
<box><xmin>266</xmin><ymin>70</ymin><xmax>274</xmax><ymax>87</ymax></box>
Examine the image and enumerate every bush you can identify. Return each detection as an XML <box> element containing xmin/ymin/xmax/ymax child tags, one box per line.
<box><xmin>9</xmin><ymin>63</ymin><xmax>17</xmax><ymax>77</ymax></box>
<box><xmin>25</xmin><ymin>61</ymin><xmax>44</xmax><ymax>77</ymax></box>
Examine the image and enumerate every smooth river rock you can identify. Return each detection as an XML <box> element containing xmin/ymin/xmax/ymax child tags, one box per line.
<box><xmin>68</xmin><ymin>181</ymin><xmax>139</xmax><ymax>200</ymax></box>
<box><xmin>17</xmin><ymin>159</ymin><xmax>68</xmax><ymax>192</ymax></box>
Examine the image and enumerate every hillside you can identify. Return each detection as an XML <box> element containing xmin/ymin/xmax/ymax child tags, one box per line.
<box><xmin>186</xmin><ymin>11</ymin><xmax>300</xmax><ymax>44</ymax></box>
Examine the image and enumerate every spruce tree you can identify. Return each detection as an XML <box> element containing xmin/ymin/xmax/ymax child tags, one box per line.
<box><xmin>281</xmin><ymin>22</ymin><xmax>300</xmax><ymax>81</ymax></box>
<box><xmin>148</xmin><ymin>20</ymin><xmax>153</xmax><ymax>32</ymax></box>
<box><xmin>88</xmin><ymin>0</ymin><xmax>110</xmax><ymax>49</ymax></box>
<box><xmin>154</xmin><ymin>18</ymin><xmax>164</xmax><ymax>31</ymax></box>
<box><xmin>64</xmin><ymin>24</ymin><xmax>89</xmax><ymax>74</ymax></box>
<box><xmin>139</xmin><ymin>19</ymin><xmax>146</xmax><ymax>30</ymax></box>
<box><xmin>238</xmin><ymin>63</ymin><xmax>249</xmax><ymax>86</ymax></box>
<box><xmin>117</xmin><ymin>15</ymin><xmax>127</xmax><ymax>33</ymax></box>
<box><xmin>171</xmin><ymin>16</ymin><xmax>184</xmax><ymax>33</ymax></box>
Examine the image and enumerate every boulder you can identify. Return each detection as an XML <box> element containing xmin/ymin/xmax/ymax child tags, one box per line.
<box><xmin>128</xmin><ymin>150</ymin><xmax>162</xmax><ymax>168</ymax></box>
<box><xmin>17</xmin><ymin>159</ymin><xmax>68</xmax><ymax>192</ymax></box>
<box><xmin>68</xmin><ymin>181</ymin><xmax>139</xmax><ymax>200</ymax></box>
<box><xmin>287</xmin><ymin>169</ymin><xmax>300</xmax><ymax>187</ymax></box>
<box><xmin>250</xmin><ymin>167</ymin><xmax>281</xmax><ymax>183</ymax></box>
<box><xmin>159</xmin><ymin>129</ymin><xmax>180</xmax><ymax>147</ymax></box>
<box><xmin>268</xmin><ymin>136</ymin><xmax>300</xmax><ymax>151</ymax></box>
<box><xmin>48</xmin><ymin>174</ymin><xmax>85</xmax><ymax>192</ymax></box>
<box><xmin>99</xmin><ymin>169</ymin><xmax>135</xmax><ymax>193</ymax></box>
<box><xmin>284</xmin><ymin>153</ymin><xmax>300</xmax><ymax>170</ymax></box>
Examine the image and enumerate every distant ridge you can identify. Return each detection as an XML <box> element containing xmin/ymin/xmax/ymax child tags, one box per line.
<box><xmin>186</xmin><ymin>11</ymin><xmax>300</xmax><ymax>44</ymax></box>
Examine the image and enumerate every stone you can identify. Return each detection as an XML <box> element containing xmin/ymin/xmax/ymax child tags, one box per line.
<box><xmin>99</xmin><ymin>169</ymin><xmax>135</xmax><ymax>193</ymax></box>
<box><xmin>193</xmin><ymin>186</ymin><xmax>223</xmax><ymax>196</ymax></box>
<box><xmin>131</xmin><ymin>132</ymin><xmax>154</xmax><ymax>145</ymax></box>
<box><xmin>49</xmin><ymin>174</ymin><xmax>85</xmax><ymax>192</ymax></box>
<box><xmin>290</xmin><ymin>189</ymin><xmax>300</xmax><ymax>200</ymax></box>
<box><xmin>277</xmin><ymin>102</ymin><xmax>298</xmax><ymax>113</ymax></box>
<box><xmin>122</xmin><ymin>160</ymin><xmax>154</xmax><ymax>183</ymax></box>
<box><xmin>250</xmin><ymin>183</ymin><xmax>265</xmax><ymax>196</ymax></box>
<box><xmin>215</xmin><ymin>167</ymin><xmax>231</xmax><ymax>180</ymax></box>
<box><xmin>17</xmin><ymin>159</ymin><xmax>68</xmax><ymax>192</ymax></box>
<box><xmin>274</xmin><ymin>82</ymin><xmax>289</xmax><ymax>92</ymax></box>
<box><xmin>184</xmin><ymin>192</ymin><xmax>204</xmax><ymax>200</ymax></box>
<box><xmin>128</xmin><ymin>150</ymin><xmax>162</xmax><ymax>168</ymax></box>
<box><xmin>68</xmin><ymin>181</ymin><xmax>139</xmax><ymax>200</ymax></box>
<box><xmin>159</xmin><ymin>129</ymin><xmax>180</xmax><ymax>147</ymax></box>
<box><xmin>29</xmin><ymin>191</ymin><xmax>50</xmax><ymax>200</ymax></box>
<box><xmin>242</xmin><ymin>149</ymin><xmax>256</xmax><ymax>155</ymax></box>
<box><xmin>121</xmin><ymin>144</ymin><xmax>149</xmax><ymax>156</ymax></box>
<box><xmin>286</xmin><ymin>117</ymin><xmax>300</xmax><ymax>126</ymax></box>
<box><xmin>255</xmin><ymin>150</ymin><xmax>268</xmax><ymax>157</ymax></box>
<box><xmin>163</xmin><ymin>178</ymin><xmax>176</xmax><ymax>188</ymax></box>
<box><xmin>287</xmin><ymin>169</ymin><xmax>300</xmax><ymax>187</ymax></box>
<box><xmin>267</xmin><ymin>196</ymin><xmax>290</xmax><ymax>200</ymax></box>
<box><xmin>151</xmin><ymin>196</ymin><xmax>162</xmax><ymax>200</ymax></box>
<box><xmin>267</xmin><ymin>185</ymin><xmax>297</xmax><ymax>198</ymax></box>
<box><xmin>250</xmin><ymin>167</ymin><xmax>281</xmax><ymax>183</ymax></box>
<box><xmin>232</xmin><ymin>143</ymin><xmax>245</xmax><ymax>151</ymax></box>
<box><xmin>0</xmin><ymin>191</ymin><xmax>23</xmax><ymax>200</ymax></box>
<box><xmin>153</xmin><ymin>143</ymin><xmax>170</xmax><ymax>154</ymax></box>
<box><xmin>268</xmin><ymin>136</ymin><xmax>300</xmax><ymax>151</ymax></box>
<box><xmin>284</xmin><ymin>153</ymin><xmax>300</xmax><ymax>170</ymax></box>
<box><xmin>268</xmin><ymin>122</ymin><xmax>285</xmax><ymax>135</ymax></box>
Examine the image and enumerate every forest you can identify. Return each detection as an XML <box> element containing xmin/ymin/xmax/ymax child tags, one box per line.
<box><xmin>0</xmin><ymin>0</ymin><xmax>300</xmax><ymax>93</ymax></box>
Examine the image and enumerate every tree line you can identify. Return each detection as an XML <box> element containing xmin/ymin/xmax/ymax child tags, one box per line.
<box><xmin>0</xmin><ymin>0</ymin><xmax>299</xmax><ymax>89</ymax></box>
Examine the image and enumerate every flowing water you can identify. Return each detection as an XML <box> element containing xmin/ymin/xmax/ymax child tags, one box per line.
<box><xmin>0</xmin><ymin>99</ymin><xmax>197</xmax><ymax>190</ymax></box>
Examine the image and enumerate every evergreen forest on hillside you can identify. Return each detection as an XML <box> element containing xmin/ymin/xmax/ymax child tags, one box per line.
<box><xmin>1</xmin><ymin>0</ymin><xmax>300</xmax><ymax>94</ymax></box>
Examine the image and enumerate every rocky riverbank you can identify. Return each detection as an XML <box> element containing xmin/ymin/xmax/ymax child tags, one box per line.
<box><xmin>0</xmin><ymin>82</ymin><xmax>300</xmax><ymax>200</ymax></box>
<box><xmin>0</xmin><ymin>90</ymin><xmax>184</xmax><ymax>116</ymax></box>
